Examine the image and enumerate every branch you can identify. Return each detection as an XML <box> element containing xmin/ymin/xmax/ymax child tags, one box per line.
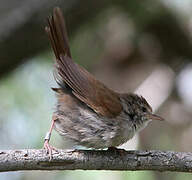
<box><xmin>0</xmin><ymin>149</ymin><xmax>192</xmax><ymax>172</ymax></box>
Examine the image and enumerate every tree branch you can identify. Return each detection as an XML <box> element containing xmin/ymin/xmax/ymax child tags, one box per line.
<box><xmin>0</xmin><ymin>149</ymin><xmax>192</xmax><ymax>172</ymax></box>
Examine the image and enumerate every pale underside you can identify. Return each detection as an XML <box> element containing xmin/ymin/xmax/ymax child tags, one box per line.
<box><xmin>53</xmin><ymin>93</ymin><xmax>149</xmax><ymax>149</ymax></box>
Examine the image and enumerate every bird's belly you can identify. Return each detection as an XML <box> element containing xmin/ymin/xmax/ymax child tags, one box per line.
<box><xmin>53</xmin><ymin>106</ymin><xmax>135</xmax><ymax>149</ymax></box>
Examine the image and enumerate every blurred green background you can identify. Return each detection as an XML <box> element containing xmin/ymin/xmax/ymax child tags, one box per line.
<box><xmin>0</xmin><ymin>0</ymin><xmax>192</xmax><ymax>179</ymax></box>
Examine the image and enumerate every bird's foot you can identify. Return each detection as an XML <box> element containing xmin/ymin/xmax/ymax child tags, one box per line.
<box><xmin>107</xmin><ymin>147</ymin><xmax>126</xmax><ymax>156</ymax></box>
<box><xmin>43</xmin><ymin>140</ymin><xmax>58</xmax><ymax>160</ymax></box>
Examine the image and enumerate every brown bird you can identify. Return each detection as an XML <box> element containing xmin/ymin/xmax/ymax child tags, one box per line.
<box><xmin>44</xmin><ymin>7</ymin><xmax>163</xmax><ymax>156</ymax></box>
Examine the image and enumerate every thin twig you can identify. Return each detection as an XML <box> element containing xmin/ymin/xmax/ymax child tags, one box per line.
<box><xmin>0</xmin><ymin>149</ymin><xmax>192</xmax><ymax>172</ymax></box>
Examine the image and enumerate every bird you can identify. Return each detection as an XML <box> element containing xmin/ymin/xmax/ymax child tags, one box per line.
<box><xmin>44</xmin><ymin>7</ymin><xmax>163</xmax><ymax>156</ymax></box>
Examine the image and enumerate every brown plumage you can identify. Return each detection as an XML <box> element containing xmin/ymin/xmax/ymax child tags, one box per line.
<box><xmin>44</xmin><ymin>7</ymin><xmax>163</xmax><ymax>156</ymax></box>
<box><xmin>45</xmin><ymin>7</ymin><xmax>122</xmax><ymax>118</ymax></box>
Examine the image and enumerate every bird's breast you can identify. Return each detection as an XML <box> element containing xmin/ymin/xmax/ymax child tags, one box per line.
<box><xmin>53</xmin><ymin>94</ymin><xmax>137</xmax><ymax>148</ymax></box>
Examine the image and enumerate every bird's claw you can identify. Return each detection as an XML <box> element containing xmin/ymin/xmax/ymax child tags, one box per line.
<box><xmin>43</xmin><ymin>140</ymin><xmax>58</xmax><ymax>160</ymax></box>
<box><xmin>107</xmin><ymin>147</ymin><xmax>126</xmax><ymax>156</ymax></box>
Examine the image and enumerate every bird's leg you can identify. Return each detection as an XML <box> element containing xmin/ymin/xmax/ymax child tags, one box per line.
<box><xmin>43</xmin><ymin>115</ymin><xmax>58</xmax><ymax>160</ymax></box>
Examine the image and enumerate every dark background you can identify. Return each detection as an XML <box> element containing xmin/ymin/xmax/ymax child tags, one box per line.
<box><xmin>0</xmin><ymin>0</ymin><xmax>192</xmax><ymax>179</ymax></box>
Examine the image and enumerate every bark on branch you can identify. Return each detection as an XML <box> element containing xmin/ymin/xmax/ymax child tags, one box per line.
<box><xmin>0</xmin><ymin>149</ymin><xmax>192</xmax><ymax>172</ymax></box>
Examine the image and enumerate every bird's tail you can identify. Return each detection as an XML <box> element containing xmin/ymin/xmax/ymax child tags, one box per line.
<box><xmin>46</xmin><ymin>7</ymin><xmax>73</xmax><ymax>91</ymax></box>
<box><xmin>45</xmin><ymin>7</ymin><xmax>71</xmax><ymax>59</ymax></box>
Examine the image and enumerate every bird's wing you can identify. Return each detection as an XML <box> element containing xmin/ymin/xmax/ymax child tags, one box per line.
<box><xmin>46</xmin><ymin>7</ymin><xmax>122</xmax><ymax>118</ymax></box>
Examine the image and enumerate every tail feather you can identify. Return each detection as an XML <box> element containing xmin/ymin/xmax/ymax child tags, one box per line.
<box><xmin>46</xmin><ymin>7</ymin><xmax>72</xmax><ymax>91</ymax></box>
<box><xmin>45</xmin><ymin>7</ymin><xmax>71</xmax><ymax>59</ymax></box>
<box><xmin>46</xmin><ymin>7</ymin><xmax>123</xmax><ymax>118</ymax></box>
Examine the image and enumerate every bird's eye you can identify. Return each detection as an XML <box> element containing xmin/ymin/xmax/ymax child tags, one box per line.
<box><xmin>142</xmin><ymin>107</ymin><xmax>147</xmax><ymax>112</ymax></box>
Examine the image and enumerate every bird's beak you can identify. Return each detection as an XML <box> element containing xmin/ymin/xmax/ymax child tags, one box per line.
<box><xmin>147</xmin><ymin>114</ymin><xmax>164</xmax><ymax>121</ymax></box>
